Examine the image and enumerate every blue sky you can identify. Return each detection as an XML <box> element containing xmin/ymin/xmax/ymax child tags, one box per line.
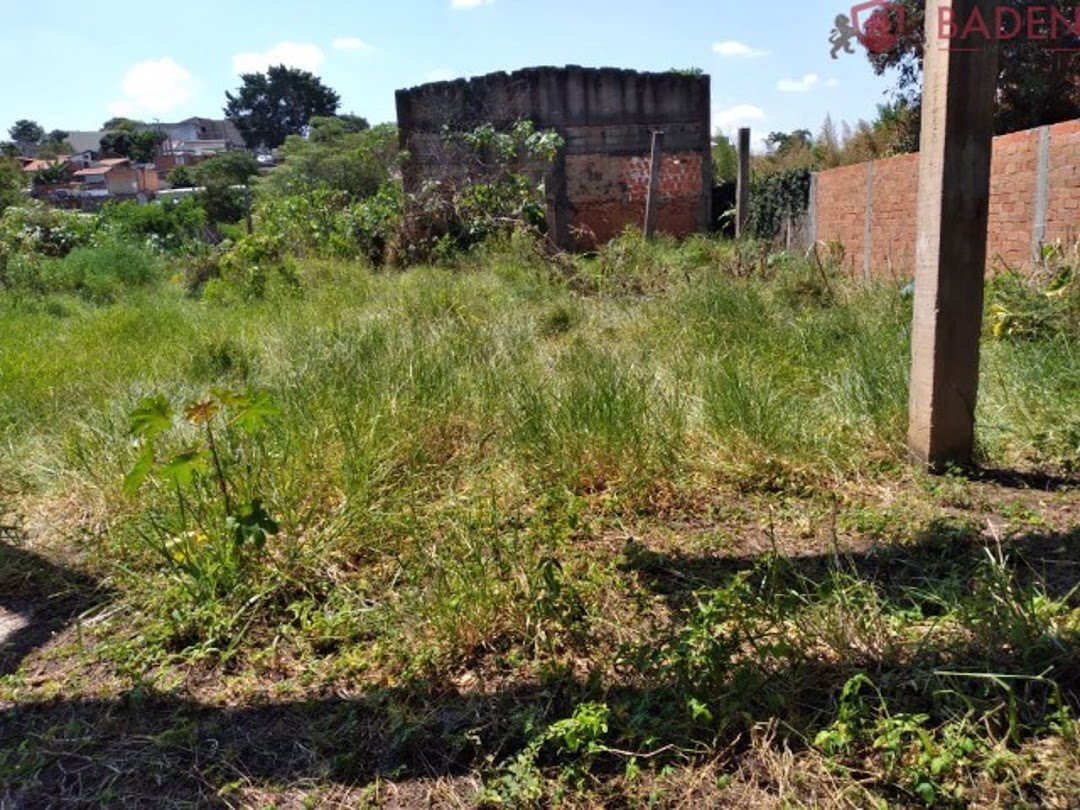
<box><xmin>1</xmin><ymin>0</ymin><xmax>898</xmax><ymax>149</ymax></box>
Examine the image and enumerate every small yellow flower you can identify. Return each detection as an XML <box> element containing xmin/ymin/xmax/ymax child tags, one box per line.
<box><xmin>165</xmin><ymin>530</ymin><xmax>209</xmax><ymax>564</ymax></box>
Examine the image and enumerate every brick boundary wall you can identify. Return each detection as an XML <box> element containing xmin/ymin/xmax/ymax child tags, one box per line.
<box><xmin>810</xmin><ymin>119</ymin><xmax>1080</xmax><ymax>278</ymax></box>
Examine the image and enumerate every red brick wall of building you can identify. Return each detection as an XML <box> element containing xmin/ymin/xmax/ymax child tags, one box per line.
<box><xmin>566</xmin><ymin>151</ymin><xmax>703</xmax><ymax>245</ymax></box>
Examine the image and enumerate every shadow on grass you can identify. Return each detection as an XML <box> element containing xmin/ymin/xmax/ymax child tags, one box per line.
<box><xmin>624</xmin><ymin>521</ymin><xmax>1080</xmax><ymax>610</ymax></box>
<box><xmin>1</xmin><ymin>522</ymin><xmax>1078</xmax><ymax>805</ymax></box>
<box><xmin>0</xmin><ymin>538</ymin><xmax>113</xmax><ymax>678</ymax></box>
<box><xmin>970</xmin><ymin>467</ymin><xmax>1080</xmax><ymax>492</ymax></box>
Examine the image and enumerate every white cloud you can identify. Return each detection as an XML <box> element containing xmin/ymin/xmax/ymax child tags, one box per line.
<box><xmin>826</xmin><ymin>78</ymin><xmax>840</xmax><ymax>88</ymax></box>
<box><xmin>451</xmin><ymin>0</ymin><xmax>494</xmax><ymax>7</ymax></box>
<box><xmin>333</xmin><ymin>37</ymin><xmax>371</xmax><ymax>51</ymax></box>
<box><xmin>712</xmin><ymin>40</ymin><xmax>768</xmax><ymax>58</ymax></box>
<box><xmin>233</xmin><ymin>42</ymin><xmax>325</xmax><ymax>74</ymax></box>
<box><xmin>713</xmin><ymin>104</ymin><xmax>766</xmax><ymax>132</ymax></box>
<box><xmin>426</xmin><ymin>68</ymin><xmax>458</xmax><ymax>82</ymax></box>
<box><xmin>107</xmin><ymin>58</ymin><xmax>196</xmax><ymax>117</ymax></box>
<box><xmin>713</xmin><ymin>105</ymin><xmax>768</xmax><ymax>151</ymax></box>
<box><xmin>777</xmin><ymin>73</ymin><xmax>821</xmax><ymax>93</ymax></box>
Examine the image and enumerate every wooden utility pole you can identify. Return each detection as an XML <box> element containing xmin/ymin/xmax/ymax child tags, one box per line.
<box><xmin>643</xmin><ymin>130</ymin><xmax>664</xmax><ymax>238</ymax></box>
<box><xmin>736</xmin><ymin>127</ymin><xmax>751</xmax><ymax>238</ymax></box>
<box><xmin>908</xmin><ymin>0</ymin><xmax>999</xmax><ymax>468</ymax></box>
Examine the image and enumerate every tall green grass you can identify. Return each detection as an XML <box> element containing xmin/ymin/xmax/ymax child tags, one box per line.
<box><xmin>1</xmin><ymin>236</ymin><xmax>1076</xmax><ymax>662</ymax></box>
<box><xmin>4</xmin><ymin>237</ymin><xmax>1075</xmax><ymax>501</ymax></box>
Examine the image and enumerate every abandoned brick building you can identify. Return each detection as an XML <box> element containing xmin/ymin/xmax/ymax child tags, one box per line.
<box><xmin>395</xmin><ymin>66</ymin><xmax>713</xmax><ymax>249</ymax></box>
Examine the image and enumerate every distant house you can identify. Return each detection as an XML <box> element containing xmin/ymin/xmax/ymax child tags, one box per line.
<box><xmin>21</xmin><ymin>157</ymin><xmax>69</xmax><ymax>174</ymax></box>
<box><xmin>22</xmin><ymin>157</ymin><xmax>77</xmax><ymax>201</ymax></box>
<box><xmin>73</xmin><ymin>158</ymin><xmax>158</xmax><ymax>201</ymax></box>
<box><xmin>147</xmin><ymin>117</ymin><xmax>245</xmax><ymax>156</ymax></box>
<box><xmin>152</xmin><ymin>152</ymin><xmax>208</xmax><ymax>189</ymax></box>
<box><xmin>66</xmin><ymin>151</ymin><xmax>95</xmax><ymax>170</ymax></box>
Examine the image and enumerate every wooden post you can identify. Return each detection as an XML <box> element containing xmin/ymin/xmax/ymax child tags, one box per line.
<box><xmin>736</xmin><ymin>127</ymin><xmax>751</xmax><ymax>238</ymax></box>
<box><xmin>643</xmin><ymin>130</ymin><xmax>664</xmax><ymax>238</ymax></box>
<box><xmin>908</xmin><ymin>0</ymin><xmax>999</xmax><ymax>469</ymax></box>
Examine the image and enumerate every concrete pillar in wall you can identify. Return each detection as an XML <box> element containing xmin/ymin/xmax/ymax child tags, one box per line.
<box><xmin>736</xmin><ymin>128</ymin><xmax>751</xmax><ymax>238</ymax></box>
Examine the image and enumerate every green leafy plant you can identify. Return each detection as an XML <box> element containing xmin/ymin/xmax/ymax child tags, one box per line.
<box><xmin>124</xmin><ymin>388</ymin><xmax>281</xmax><ymax>603</ymax></box>
<box><xmin>395</xmin><ymin>120</ymin><xmax>563</xmax><ymax>265</ymax></box>
<box><xmin>0</xmin><ymin>201</ymin><xmax>97</xmax><ymax>261</ymax></box>
<box><xmin>746</xmin><ymin>167</ymin><xmax>811</xmax><ymax>242</ymax></box>
<box><xmin>97</xmin><ymin>197</ymin><xmax>207</xmax><ymax>253</ymax></box>
<box><xmin>987</xmin><ymin>247</ymin><xmax>1078</xmax><ymax>341</ymax></box>
<box><xmin>483</xmin><ymin>702</ymin><xmax>611</xmax><ymax>804</ymax></box>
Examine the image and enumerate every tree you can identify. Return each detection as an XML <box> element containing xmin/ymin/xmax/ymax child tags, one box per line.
<box><xmin>766</xmin><ymin>130</ymin><xmax>814</xmax><ymax>156</ymax></box>
<box><xmin>44</xmin><ymin>130</ymin><xmax>69</xmax><ymax>147</ymax></box>
<box><xmin>817</xmin><ymin>115</ymin><xmax>842</xmax><ymax>169</ymax></box>
<box><xmin>99</xmin><ymin>131</ymin><xmax>134</xmax><ymax>158</ymax></box>
<box><xmin>711</xmin><ymin>134</ymin><xmax>738</xmax><ymax>183</ymax></box>
<box><xmin>866</xmin><ymin>0</ymin><xmax>1080</xmax><ymax>138</ymax></box>
<box><xmin>32</xmin><ymin>162</ymin><xmax>70</xmax><ymax>186</ymax></box>
<box><xmin>130</xmin><ymin>130</ymin><xmax>167</xmax><ymax>163</ymax></box>
<box><xmin>331</xmin><ymin>113</ymin><xmax>370</xmax><ymax>135</ymax></box>
<box><xmin>101</xmin><ymin>117</ymin><xmax>143</xmax><ymax>132</ymax></box>
<box><xmin>259</xmin><ymin>122</ymin><xmax>398</xmax><ymax>200</ymax></box>
<box><xmin>224</xmin><ymin>65</ymin><xmax>340</xmax><ymax>150</ymax></box>
<box><xmin>38</xmin><ymin>130</ymin><xmax>75</xmax><ymax>160</ymax></box>
<box><xmin>307</xmin><ymin>114</ymin><xmax>370</xmax><ymax>144</ymax></box>
<box><xmin>755</xmin><ymin>129</ymin><xmax>818</xmax><ymax>175</ymax></box>
<box><xmin>191</xmin><ymin>151</ymin><xmax>260</xmax><ymax>188</ymax></box>
<box><xmin>191</xmin><ymin>152</ymin><xmax>261</xmax><ymax>224</ymax></box>
<box><xmin>8</xmin><ymin>120</ymin><xmax>44</xmax><ymax>146</ymax></box>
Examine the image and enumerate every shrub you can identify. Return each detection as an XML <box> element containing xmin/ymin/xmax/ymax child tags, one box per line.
<box><xmin>41</xmin><ymin>243</ymin><xmax>158</xmax><ymax>303</ymax></box>
<box><xmin>340</xmin><ymin>185</ymin><xmax>403</xmax><ymax>265</ymax></box>
<box><xmin>190</xmin><ymin>151</ymin><xmax>260</xmax><ymax>188</ymax></box>
<box><xmin>213</xmin><ymin>231</ymin><xmax>298</xmax><ymax>300</ymax></box>
<box><xmin>168</xmin><ymin>165</ymin><xmax>195</xmax><ymax>189</ymax></box>
<box><xmin>258</xmin><ymin>122</ymin><xmax>399</xmax><ymax>201</ymax></box>
<box><xmin>246</xmin><ymin>185</ymin><xmax>403</xmax><ymax>266</ymax></box>
<box><xmin>746</xmin><ymin>167</ymin><xmax>812</xmax><ymax>242</ymax></box>
<box><xmin>197</xmin><ymin>184</ymin><xmax>249</xmax><ymax>225</ymax></box>
<box><xmin>390</xmin><ymin>120</ymin><xmax>563</xmax><ymax>266</ymax></box>
<box><xmin>0</xmin><ymin>202</ymin><xmax>96</xmax><ymax>260</ymax></box>
<box><xmin>251</xmin><ymin>189</ymin><xmax>354</xmax><ymax>259</ymax></box>
<box><xmin>988</xmin><ymin>247</ymin><xmax>1079</xmax><ymax>341</ymax></box>
<box><xmin>98</xmin><ymin>197</ymin><xmax>206</xmax><ymax>252</ymax></box>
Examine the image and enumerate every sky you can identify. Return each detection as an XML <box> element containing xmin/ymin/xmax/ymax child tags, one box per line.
<box><xmin>0</xmin><ymin>0</ymin><xmax>900</xmax><ymax>150</ymax></box>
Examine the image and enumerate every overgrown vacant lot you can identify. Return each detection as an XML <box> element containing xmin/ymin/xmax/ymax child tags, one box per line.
<box><xmin>1</xmin><ymin>235</ymin><xmax>1079</xmax><ymax>808</ymax></box>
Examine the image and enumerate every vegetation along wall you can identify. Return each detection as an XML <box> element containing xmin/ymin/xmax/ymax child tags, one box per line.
<box><xmin>396</xmin><ymin>66</ymin><xmax>713</xmax><ymax>250</ymax></box>
<box><xmin>811</xmin><ymin>119</ymin><xmax>1080</xmax><ymax>277</ymax></box>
